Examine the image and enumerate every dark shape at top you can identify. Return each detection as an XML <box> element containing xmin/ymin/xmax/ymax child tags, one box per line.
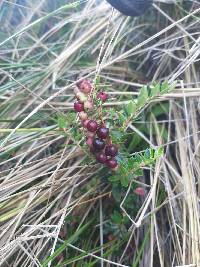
<box><xmin>106</xmin><ymin>0</ymin><xmax>153</xmax><ymax>17</ymax></box>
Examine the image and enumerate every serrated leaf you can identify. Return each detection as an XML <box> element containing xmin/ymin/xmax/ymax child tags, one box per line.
<box><xmin>137</xmin><ymin>86</ymin><xmax>149</xmax><ymax>108</ymax></box>
<box><xmin>125</xmin><ymin>100</ymin><xmax>136</xmax><ymax>116</ymax></box>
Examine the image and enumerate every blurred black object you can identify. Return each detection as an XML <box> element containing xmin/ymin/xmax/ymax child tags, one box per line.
<box><xmin>106</xmin><ymin>0</ymin><xmax>153</xmax><ymax>16</ymax></box>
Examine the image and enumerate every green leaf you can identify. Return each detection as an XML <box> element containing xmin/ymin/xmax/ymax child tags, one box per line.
<box><xmin>150</xmin><ymin>83</ymin><xmax>160</xmax><ymax>97</ymax></box>
<box><xmin>160</xmin><ymin>81</ymin><xmax>170</xmax><ymax>94</ymax></box>
<box><xmin>134</xmin><ymin>169</ymin><xmax>143</xmax><ymax>176</ymax></box>
<box><xmin>57</xmin><ymin>116</ymin><xmax>67</xmax><ymax>128</ymax></box>
<box><xmin>112</xmin><ymin>184</ymin><xmax>122</xmax><ymax>202</ymax></box>
<box><xmin>155</xmin><ymin>147</ymin><xmax>164</xmax><ymax>158</ymax></box>
<box><xmin>125</xmin><ymin>100</ymin><xmax>136</xmax><ymax>116</ymax></box>
<box><xmin>111</xmin><ymin>211</ymin><xmax>123</xmax><ymax>224</ymax></box>
<box><xmin>137</xmin><ymin>86</ymin><xmax>149</xmax><ymax>108</ymax></box>
<box><xmin>145</xmin><ymin>149</ymin><xmax>151</xmax><ymax>159</ymax></box>
<box><xmin>118</xmin><ymin>112</ymin><xmax>127</xmax><ymax>125</ymax></box>
<box><xmin>120</xmin><ymin>175</ymin><xmax>129</xmax><ymax>187</ymax></box>
<box><xmin>108</xmin><ymin>175</ymin><xmax>120</xmax><ymax>182</ymax></box>
<box><xmin>111</xmin><ymin>130</ymin><xmax>123</xmax><ymax>142</ymax></box>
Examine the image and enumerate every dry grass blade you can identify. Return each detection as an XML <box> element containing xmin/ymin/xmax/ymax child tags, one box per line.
<box><xmin>0</xmin><ymin>0</ymin><xmax>200</xmax><ymax>267</ymax></box>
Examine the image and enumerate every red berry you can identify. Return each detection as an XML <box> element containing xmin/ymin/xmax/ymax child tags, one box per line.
<box><xmin>107</xmin><ymin>158</ymin><xmax>118</xmax><ymax>169</ymax></box>
<box><xmin>97</xmin><ymin>92</ymin><xmax>107</xmax><ymax>102</ymax></box>
<box><xmin>87</xmin><ymin>120</ymin><xmax>98</xmax><ymax>132</ymax></box>
<box><xmin>105</xmin><ymin>145</ymin><xmax>118</xmax><ymax>157</ymax></box>
<box><xmin>74</xmin><ymin>102</ymin><xmax>84</xmax><ymax>112</ymax></box>
<box><xmin>97</xmin><ymin>127</ymin><xmax>109</xmax><ymax>139</ymax></box>
<box><xmin>134</xmin><ymin>187</ymin><xmax>145</xmax><ymax>196</ymax></box>
<box><xmin>96</xmin><ymin>152</ymin><xmax>107</xmax><ymax>164</ymax></box>
<box><xmin>93</xmin><ymin>138</ymin><xmax>105</xmax><ymax>151</ymax></box>
<box><xmin>77</xmin><ymin>79</ymin><xmax>93</xmax><ymax>94</ymax></box>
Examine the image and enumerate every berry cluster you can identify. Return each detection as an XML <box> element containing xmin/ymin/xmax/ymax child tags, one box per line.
<box><xmin>73</xmin><ymin>79</ymin><xmax>118</xmax><ymax>170</ymax></box>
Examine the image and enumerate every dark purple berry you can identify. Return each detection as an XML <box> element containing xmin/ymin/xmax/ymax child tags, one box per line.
<box><xmin>107</xmin><ymin>158</ymin><xmax>118</xmax><ymax>169</ymax></box>
<box><xmin>74</xmin><ymin>102</ymin><xmax>84</xmax><ymax>112</ymax></box>
<box><xmin>90</xmin><ymin>146</ymin><xmax>96</xmax><ymax>154</ymax></box>
<box><xmin>97</xmin><ymin>92</ymin><xmax>108</xmax><ymax>102</ymax></box>
<box><xmin>97</xmin><ymin>127</ymin><xmax>109</xmax><ymax>139</ymax></box>
<box><xmin>96</xmin><ymin>152</ymin><xmax>107</xmax><ymax>164</ymax></box>
<box><xmin>87</xmin><ymin>120</ymin><xmax>98</xmax><ymax>132</ymax></box>
<box><xmin>93</xmin><ymin>138</ymin><xmax>105</xmax><ymax>151</ymax></box>
<box><xmin>105</xmin><ymin>144</ymin><xmax>118</xmax><ymax>157</ymax></box>
<box><xmin>77</xmin><ymin>79</ymin><xmax>92</xmax><ymax>94</ymax></box>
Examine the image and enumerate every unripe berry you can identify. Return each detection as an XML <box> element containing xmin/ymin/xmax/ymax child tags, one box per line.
<box><xmin>96</xmin><ymin>152</ymin><xmax>107</xmax><ymax>164</ymax></box>
<box><xmin>84</xmin><ymin>100</ymin><xmax>94</xmax><ymax>110</ymax></box>
<box><xmin>107</xmin><ymin>158</ymin><xmax>118</xmax><ymax>169</ymax></box>
<box><xmin>82</xmin><ymin>119</ymin><xmax>89</xmax><ymax>128</ymax></box>
<box><xmin>77</xmin><ymin>79</ymin><xmax>93</xmax><ymax>94</ymax></box>
<box><xmin>79</xmin><ymin>112</ymin><xmax>88</xmax><ymax>121</ymax></box>
<box><xmin>74</xmin><ymin>102</ymin><xmax>84</xmax><ymax>112</ymax></box>
<box><xmin>86</xmin><ymin>137</ymin><xmax>93</xmax><ymax>147</ymax></box>
<box><xmin>87</xmin><ymin>120</ymin><xmax>98</xmax><ymax>132</ymax></box>
<box><xmin>105</xmin><ymin>144</ymin><xmax>118</xmax><ymax>157</ymax></box>
<box><xmin>97</xmin><ymin>92</ymin><xmax>108</xmax><ymax>102</ymax></box>
<box><xmin>93</xmin><ymin>138</ymin><xmax>105</xmax><ymax>151</ymax></box>
<box><xmin>76</xmin><ymin>92</ymin><xmax>88</xmax><ymax>103</ymax></box>
<box><xmin>97</xmin><ymin>127</ymin><xmax>109</xmax><ymax>139</ymax></box>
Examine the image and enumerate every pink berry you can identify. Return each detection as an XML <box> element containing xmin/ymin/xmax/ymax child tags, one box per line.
<box><xmin>74</xmin><ymin>102</ymin><xmax>84</xmax><ymax>112</ymax></box>
<box><xmin>77</xmin><ymin>79</ymin><xmax>93</xmax><ymax>94</ymax></box>
<box><xmin>86</xmin><ymin>137</ymin><xmax>93</xmax><ymax>147</ymax></box>
<box><xmin>87</xmin><ymin>120</ymin><xmax>98</xmax><ymax>132</ymax></box>
<box><xmin>79</xmin><ymin>112</ymin><xmax>88</xmax><ymax>121</ymax></box>
<box><xmin>93</xmin><ymin>138</ymin><xmax>105</xmax><ymax>151</ymax></box>
<box><xmin>105</xmin><ymin>145</ymin><xmax>118</xmax><ymax>157</ymax></box>
<box><xmin>84</xmin><ymin>100</ymin><xmax>93</xmax><ymax>110</ymax></box>
<box><xmin>97</xmin><ymin>127</ymin><xmax>109</xmax><ymax>139</ymax></box>
<box><xmin>82</xmin><ymin>119</ymin><xmax>89</xmax><ymax>128</ymax></box>
<box><xmin>107</xmin><ymin>158</ymin><xmax>118</xmax><ymax>169</ymax></box>
<box><xmin>134</xmin><ymin>187</ymin><xmax>145</xmax><ymax>196</ymax></box>
<box><xmin>97</xmin><ymin>92</ymin><xmax>107</xmax><ymax>102</ymax></box>
<box><xmin>96</xmin><ymin>152</ymin><xmax>107</xmax><ymax>164</ymax></box>
<box><xmin>87</xmin><ymin>131</ymin><xmax>95</xmax><ymax>138</ymax></box>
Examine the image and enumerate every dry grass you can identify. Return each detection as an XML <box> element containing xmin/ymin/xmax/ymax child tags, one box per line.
<box><xmin>0</xmin><ymin>0</ymin><xmax>200</xmax><ymax>266</ymax></box>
